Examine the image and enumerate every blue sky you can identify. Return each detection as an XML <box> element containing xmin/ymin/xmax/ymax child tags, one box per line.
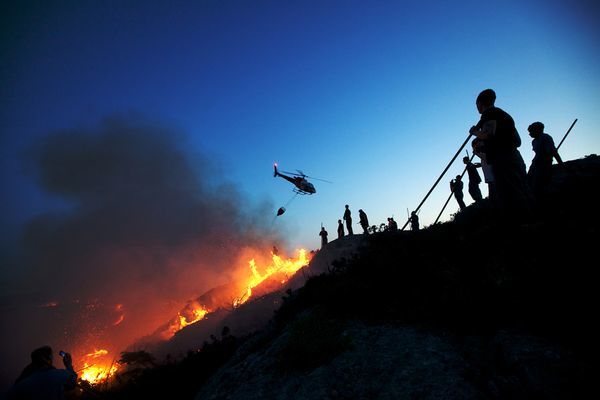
<box><xmin>2</xmin><ymin>0</ymin><xmax>599</xmax><ymax>250</ymax></box>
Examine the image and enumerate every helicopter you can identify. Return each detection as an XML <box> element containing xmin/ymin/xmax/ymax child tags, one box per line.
<box><xmin>273</xmin><ymin>163</ymin><xmax>330</xmax><ymax>195</ymax></box>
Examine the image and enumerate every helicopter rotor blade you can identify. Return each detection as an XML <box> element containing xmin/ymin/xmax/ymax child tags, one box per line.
<box><xmin>279</xmin><ymin>170</ymin><xmax>300</xmax><ymax>176</ymax></box>
<box><xmin>304</xmin><ymin>176</ymin><xmax>333</xmax><ymax>183</ymax></box>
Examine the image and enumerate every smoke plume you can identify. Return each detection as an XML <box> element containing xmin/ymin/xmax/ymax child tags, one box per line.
<box><xmin>0</xmin><ymin>116</ymin><xmax>282</xmax><ymax>388</ymax></box>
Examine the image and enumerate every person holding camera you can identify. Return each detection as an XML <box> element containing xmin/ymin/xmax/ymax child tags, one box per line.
<box><xmin>8</xmin><ymin>346</ymin><xmax>77</xmax><ymax>399</ymax></box>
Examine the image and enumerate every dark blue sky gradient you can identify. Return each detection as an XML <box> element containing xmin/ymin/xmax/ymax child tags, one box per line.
<box><xmin>2</xmin><ymin>0</ymin><xmax>600</xmax><ymax>251</ymax></box>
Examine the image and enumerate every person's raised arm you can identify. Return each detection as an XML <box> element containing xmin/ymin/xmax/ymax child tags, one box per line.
<box><xmin>62</xmin><ymin>352</ymin><xmax>77</xmax><ymax>390</ymax></box>
<box><xmin>470</xmin><ymin>120</ymin><xmax>496</xmax><ymax>140</ymax></box>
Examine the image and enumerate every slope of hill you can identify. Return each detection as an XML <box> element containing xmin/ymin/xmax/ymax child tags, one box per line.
<box><xmin>195</xmin><ymin>155</ymin><xmax>599</xmax><ymax>400</ymax></box>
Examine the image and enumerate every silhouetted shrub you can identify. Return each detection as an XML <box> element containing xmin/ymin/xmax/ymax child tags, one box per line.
<box><xmin>278</xmin><ymin>310</ymin><xmax>352</xmax><ymax>372</ymax></box>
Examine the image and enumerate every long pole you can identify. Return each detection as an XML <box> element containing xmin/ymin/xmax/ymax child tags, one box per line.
<box><xmin>433</xmin><ymin>154</ymin><xmax>475</xmax><ymax>224</ymax></box>
<box><xmin>401</xmin><ymin>133</ymin><xmax>472</xmax><ymax>230</ymax></box>
<box><xmin>557</xmin><ymin>119</ymin><xmax>578</xmax><ymax>150</ymax></box>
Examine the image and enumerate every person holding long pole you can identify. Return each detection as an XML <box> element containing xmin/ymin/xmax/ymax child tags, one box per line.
<box><xmin>469</xmin><ymin>89</ymin><xmax>532</xmax><ymax>219</ymax></box>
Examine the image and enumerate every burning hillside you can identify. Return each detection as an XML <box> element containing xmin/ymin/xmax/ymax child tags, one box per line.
<box><xmin>0</xmin><ymin>117</ymin><xmax>302</xmax><ymax>390</ymax></box>
<box><xmin>67</xmin><ymin>248</ymin><xmax>311</xmax><ymax>385</ymax></box>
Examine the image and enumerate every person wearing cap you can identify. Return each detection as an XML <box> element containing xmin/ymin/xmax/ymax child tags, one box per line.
<box><xmin>8</xmin><ymin>346</ymin><xmax>77</xmax><ymax>399</ymax></box>
<box><xmin>469</xmin><ymin>89</ymin><xmax>532</xmax><ymax>216</ymax></box>
<box><xmin>450</xmin><ymin>175</ymin><xmax>466</xmax><ymax>210</ymax></box>
<box><xmin>527</xmin><ymin>121</ymin><xmax>563</xmax><ymax>201</ymax></box>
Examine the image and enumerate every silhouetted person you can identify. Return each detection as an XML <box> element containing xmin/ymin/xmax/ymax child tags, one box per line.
<box><xmin>358</xmin><ymin>209</ymin><xmax>369</xmax><ymax>234</ymax></box>
<box><xmin>450</xmin><ymin>175</ymin><xmax>466</xmax><ymax>210</ymax></box>
<box><xmin>409</xmin><ymin>211</ymin><xmax>419</xmax><ymax>231</ymax></box>
<box><xmin>337</xmin><ymin>219</ymin><xmax>344</xmax><ymax>239</ymax></box>
<box><xmin>319</xmin><ymin>227</ymin><xmax>328</xmax><ymax>248</ymax></box>
<box><xmin>472</xmin><ymin>138</ymin><xmax>496</xmax><ymax>200</ymax></box>
<box><xmin>9</xmin><ymin>346</ymin><xmax>77</xmax><ymax>400</ymax></box>
<box><xmin>527</xmin><ymin>121</ymin><xmax>563</xmax><ymax>202</ymax></box>
<box><xmin>343</xmin><ymin>205</ymin><xmax>353</xmax><ymax>235</ymax></box>
<box><xmin>388</xmin><ymin>217</ymin><xmax>398</xmax><ymax>231</ymax></box>
<box><xmin>272</xmin><ymin>246</ymin><xmax>279</xmax><ymax>256</ymax></box>
<box><xmin>463</xmin><ymin>156</ymin><xmax>483</xmax><ymax>202</ymax></box>
<box><xmin>470</xmin><ymin>89</ymin><xmax>532</xmax><ymax>217</ymax></box>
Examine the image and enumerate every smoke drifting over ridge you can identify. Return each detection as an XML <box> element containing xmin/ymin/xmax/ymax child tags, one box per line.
<box><xmin>0</xmin><ymin>116</ymin><xmax>282</xmax><ymax>387</ymax></box>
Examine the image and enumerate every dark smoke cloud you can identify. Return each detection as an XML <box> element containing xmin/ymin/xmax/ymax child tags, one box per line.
<box><xmin>0</xmin><ymin>115</ymin><xmax>282</xmax><ymax>389</ymax></box>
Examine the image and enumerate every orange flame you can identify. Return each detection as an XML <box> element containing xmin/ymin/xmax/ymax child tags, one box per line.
<box><xmin>77</xmin><ymin>248</ymin><xmax>311</xmax><ymax>379</ymax></box>
<box><xmin>162</xmin><ymin>303</ymin><xmax>211</xmax><ymax>339</ymax></box>
<box><xmin>80</xmin><ymin>363</ymin><xmax>118</xmax><ymax>384</ymax></box>
<box><xmin>78</xmin><ymin>349</ymin><xmax>118</xmax><ymax>384</ymax></box>
<box><xmin>233</xmin><ymin>249</ymin><xmax>309</xmax><ymax>307</ymax></box>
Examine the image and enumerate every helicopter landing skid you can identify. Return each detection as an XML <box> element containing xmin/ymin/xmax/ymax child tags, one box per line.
<box><xmin>293</xmin><ymin>188</ymin><xmax>311</xmax><ymax>195</ymax></box>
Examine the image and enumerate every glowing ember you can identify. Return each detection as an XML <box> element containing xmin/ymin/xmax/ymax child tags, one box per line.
<box><xmin>86</xmin><ymin>349</ymin><xmax>109</xmax><ymax>358</ymax></box>
<box><xmin>38</xmin><ymin>301</ymin><xmax>59</xmax><ymax>308</ymax></box>
<box><xmin>113</xmin><ymin>314</ymin><xmax>125</xmax><ymax>326</ymax></box>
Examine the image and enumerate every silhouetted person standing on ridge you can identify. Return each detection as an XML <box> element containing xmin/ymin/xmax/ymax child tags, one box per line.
<box><xmin>527</xmin><ymin>121</ymin><xmax>563</xmax><ymax>202</ymax></box>
<box><xmin>358</xmin><ymin>209</ymin><xmax>369</xmax><ymax>234</ymax></box>
<box><xmin>388</xmin><ymin>217</ymin><xmax>398</xmax><ymax>231</ymax></box>
<box><xmin>450</xmin><ymin>175</ymin><xmax>466</xmax><ymax>210</ymax></box>
<box><xmin>470</xmin><ymin>89</ymin><xmax>532</xmax><ymax>218</ymax></box>
<box><xmin>343</xmin><ymin>205</ymin><xmax>353</xmax><ymax>235</ymax></box>
<box><xmin>9</xmin><ymin>346</ymin><xmax>77</xmax><ymax>400</ymax></box>
<box><xmin>463</xmin><ymin>156</ymin><xmax>483</xmax><ymax>202</ymax></box>
<box><xmin>409</xmin><ymin>211</ymin><xmax>419</xmax><ymax>231</ymax></box>
<box><xmin>337</xmin><ymin>219</ymin><xmax>345</xmax><ymax>239</ymax></box>
<box><xmin>319</xmin><ymin>226</ymin><xmax>328</xmax><ymax>248</ymax></box>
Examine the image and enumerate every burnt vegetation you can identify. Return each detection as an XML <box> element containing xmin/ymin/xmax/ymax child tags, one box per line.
<box><xmin>91</xmin><ymin>156</ymin><xmax>598</xmax><ymax>399</ymax></box>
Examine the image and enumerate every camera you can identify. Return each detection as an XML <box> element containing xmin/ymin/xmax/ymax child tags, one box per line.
<box><xmin>58</xmin><ymin>351</ymin><xmax>66</xmax><ymax>358</ymax></box>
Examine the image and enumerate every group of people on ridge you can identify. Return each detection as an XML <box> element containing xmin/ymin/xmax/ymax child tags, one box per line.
<box><xmin>319</xmin><ymin>205</ymin><xmax>416</xmax><ymax>248</ymax></box>
<box><xmin>320</xmin><ymin>88</ymin><xmax>565</xmax><ymax>249</ymax></box>
<box><xmin>449</xmin><ymin>89</ymin><xmax>564</xmax><ymax>214</ymax></box>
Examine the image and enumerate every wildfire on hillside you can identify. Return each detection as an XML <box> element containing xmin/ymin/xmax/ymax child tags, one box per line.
<box><xmin>75</xmin><ymin>248</ymin><xmax>311</xmax><ymax>385</ymax></box>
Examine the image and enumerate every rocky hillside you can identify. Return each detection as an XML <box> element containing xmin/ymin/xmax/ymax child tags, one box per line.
<box><xmin>195</xmin><ymin>155</ymin><xmax>599</xmax><ymax>400</ymax></box>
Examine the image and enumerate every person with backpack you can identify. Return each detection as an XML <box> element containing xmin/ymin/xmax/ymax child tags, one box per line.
<box><xmin>450</xmin><ymin>175</ymin><xmax>467</xmax><ymax>210</ymax></box>
<box><xmin>469</xmin><ymin>89</ymin><xmax>532</xmax><ymax>217</ymax></box>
